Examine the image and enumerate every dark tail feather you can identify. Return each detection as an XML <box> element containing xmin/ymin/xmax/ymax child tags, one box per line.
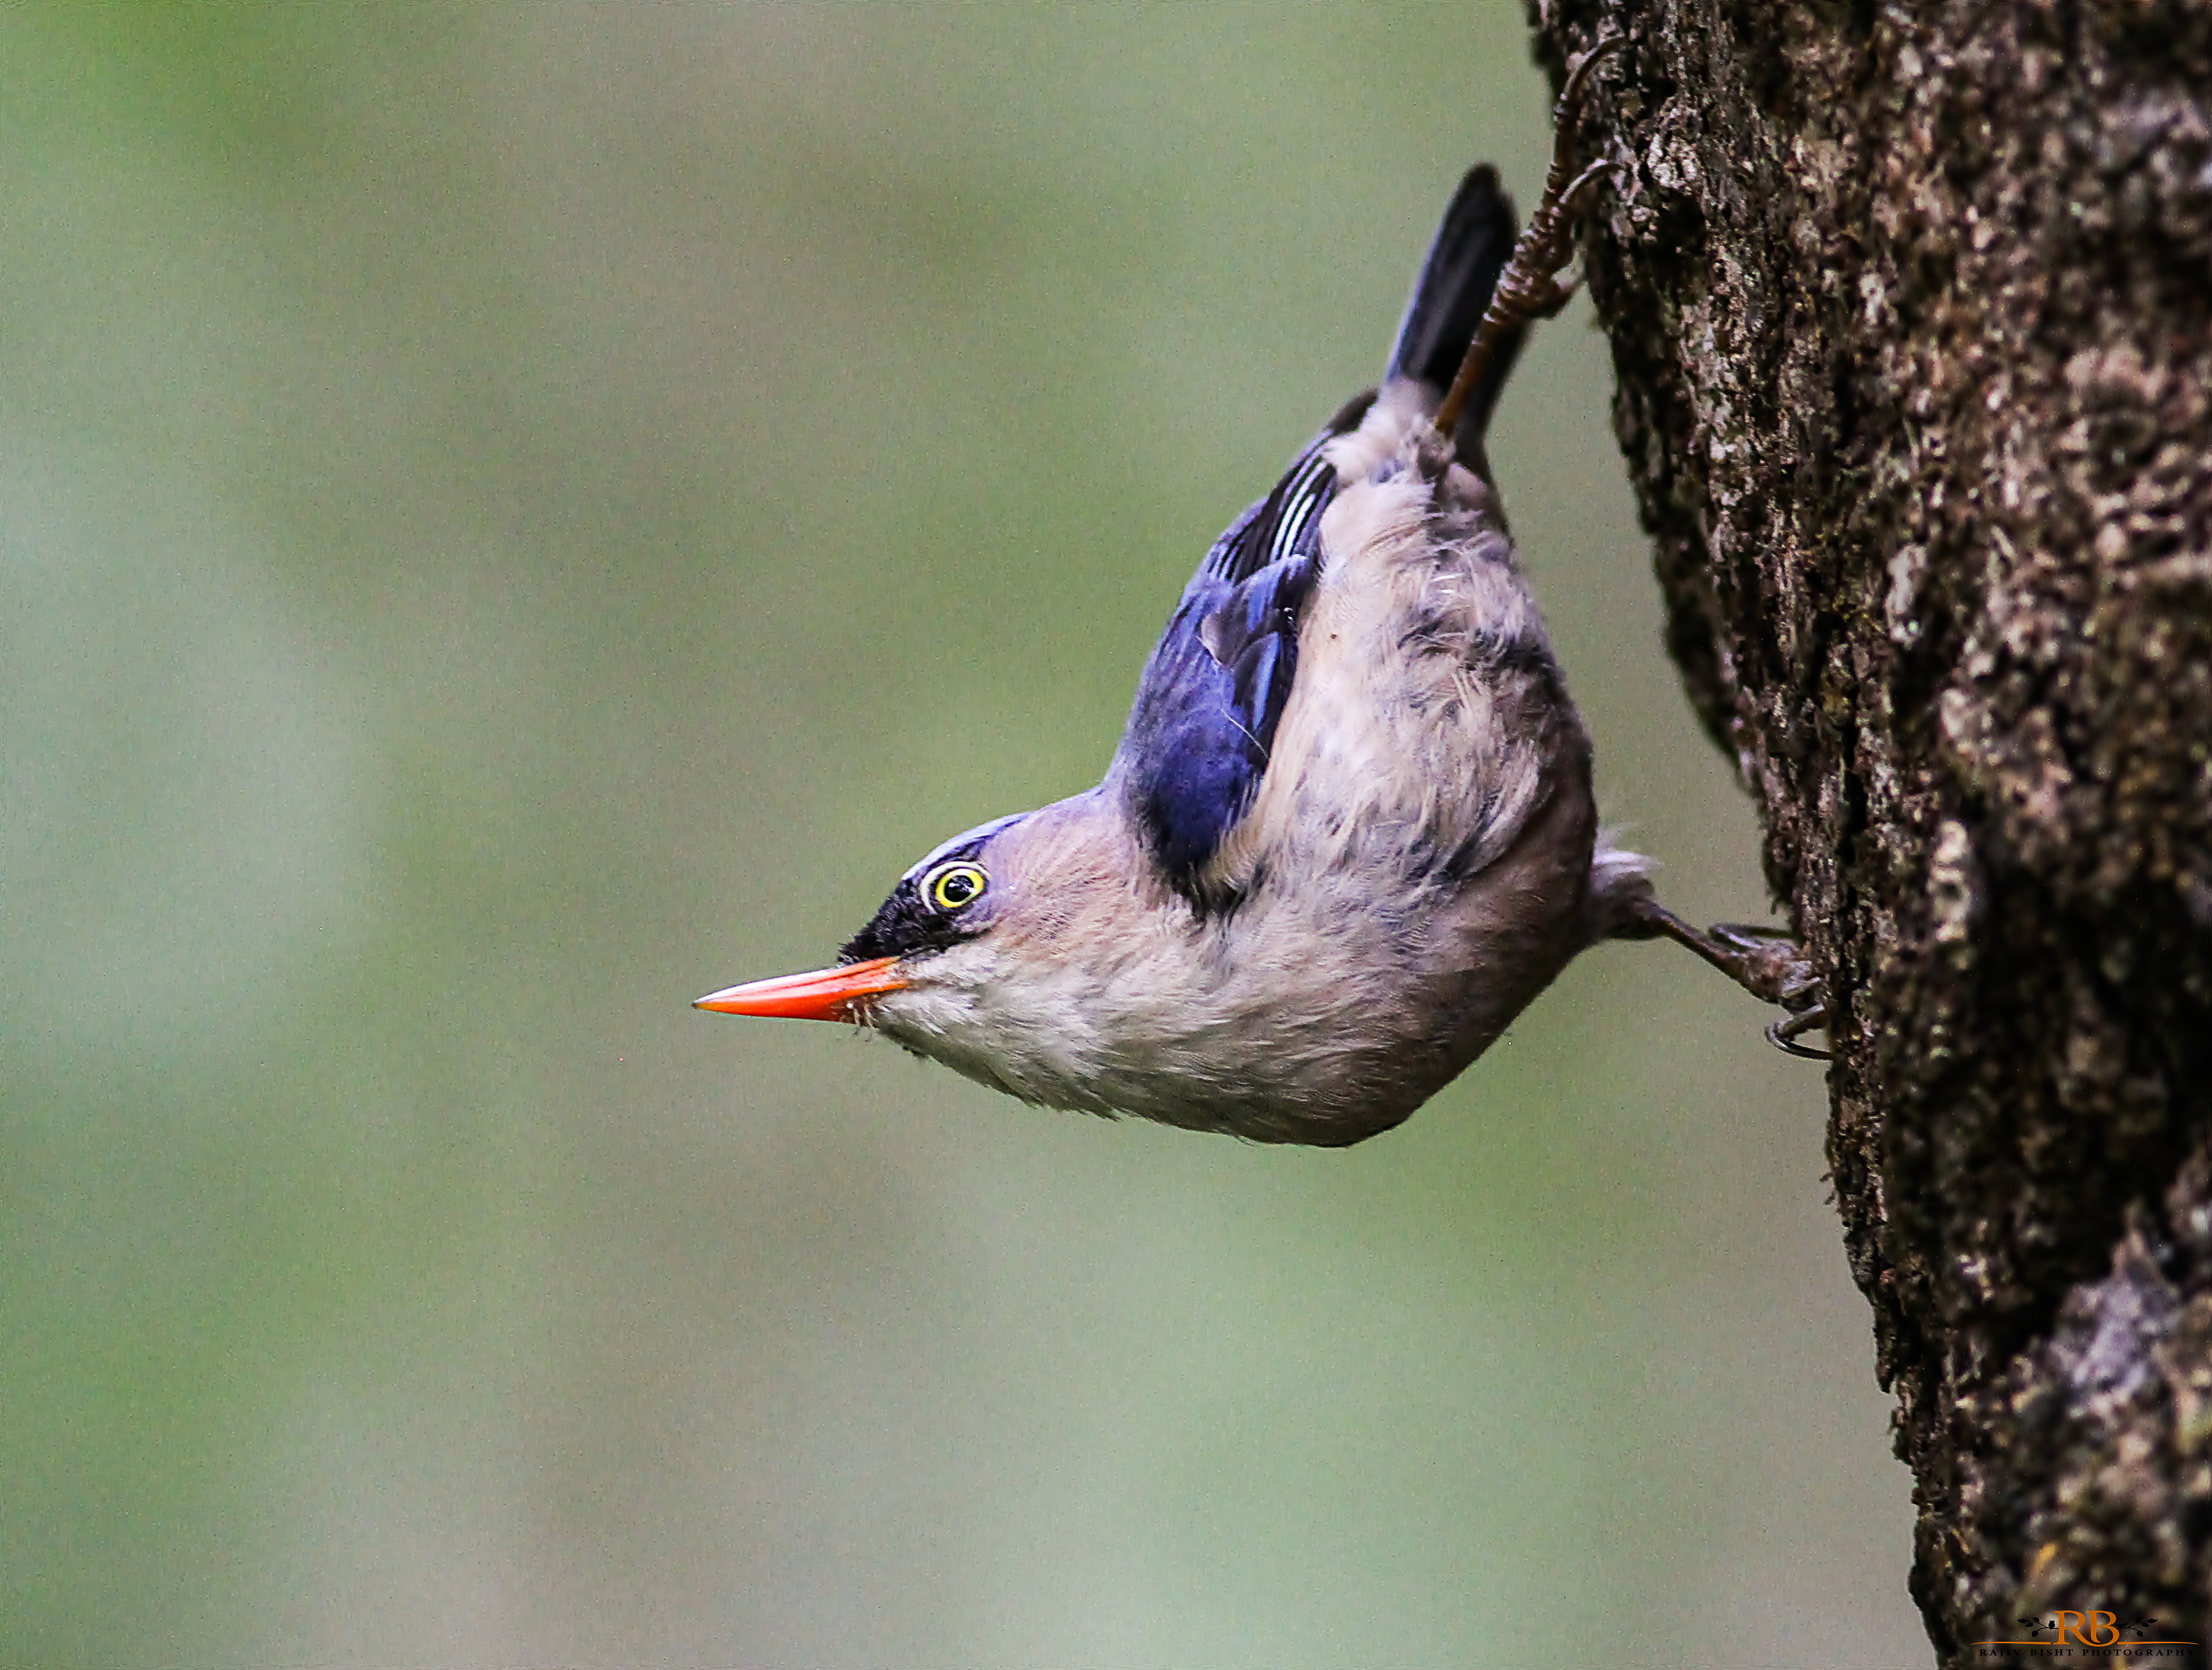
<box><xmin>1385</xmin><ymin>164</ymin><xmax>1526</xmax><ymax>449</ymax></box>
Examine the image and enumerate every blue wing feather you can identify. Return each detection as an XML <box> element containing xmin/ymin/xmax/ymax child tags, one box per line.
<box><xmin>1117</xmin><ymin>433</ymin><xmax>1339</xmax><ymax>889</ymax></box>
<box><xmin>1114</xmin><ymin>165</ymin><xmax>1521</xmax><ymax>898</ymax></box>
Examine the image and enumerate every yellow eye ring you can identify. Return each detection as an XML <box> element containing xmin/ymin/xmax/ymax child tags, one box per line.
<box><xmin>928</xmin><ymin>863</ymin><xmax>988</xmax><ymax>911</ymax></box>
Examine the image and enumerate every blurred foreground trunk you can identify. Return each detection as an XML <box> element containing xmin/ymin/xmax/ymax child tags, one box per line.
<box><xmin>1531</xmin><ymin>1</ymin><xmax>2212</xmax><ymax>1660</ymax></box>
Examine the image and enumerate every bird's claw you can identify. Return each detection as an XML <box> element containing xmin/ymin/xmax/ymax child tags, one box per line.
<box><xmin>1432</xmin><ymin>31</ymin><xmax>1623</xmax><ymax>435</ymax></box>
<box><xmin>1622</xmin><ymin>902</ymin><xmax>1832</xmax><ymax>1060</ymax></box>
<box><xmin>1703</xmin><ymin>923</ymin><xmax>1830</xmax><ymax>1059</ymax></box>
<box><xmin>1500</xmin><ymin>36</ymin><xmax>1626</xmax><ymax>309</ymax></box>
<box><xmin>1766</xmin><ymin>1005</ymin><xmax>1832</xmax><ymax>1061</ymax></box>
<box><xmin>1705</xmin><ymin>922</ymin><xmax>1821</xmax><ymax>1009</ymax></box>
<box><xmin>1512</xmin><ymin>161</ymin><xmax>1622</xmax><ymax>318</ymax></box>
<box><xmin>1557</xmin><ymin>28</ymin><xmax>1626</xmax><ymax>118</ymax></box>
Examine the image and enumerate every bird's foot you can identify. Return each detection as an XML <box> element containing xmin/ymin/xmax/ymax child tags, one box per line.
<box><xmin>1705</xmin><ymin>922</ymin><xmax>1834</xmax><ymax>1060</ymax></box>
<box><xmin>1621</xmin><ymin>902</ymin><xmax>1832</xmax><ymax>1061</ymax></box>
<box><xmin>1701</xmin><ymin>921</ymin><xmax>1821</xmax><ymax>1010</ymax></box>
<box><xmin>1433</xmin><ymin>31</ymin><xmax>1624</xmax><ymax>435</ymax></box>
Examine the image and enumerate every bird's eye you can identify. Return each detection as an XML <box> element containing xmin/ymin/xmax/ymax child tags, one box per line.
<box><xmin>927</xmin><ymin>863</ymin><xmax>988</xmax><ymax>911</ymax></box>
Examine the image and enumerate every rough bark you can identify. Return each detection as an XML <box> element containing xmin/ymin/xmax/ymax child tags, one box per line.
<box><xmin>1529</xmin><ymin>1</ymin><xmax>2212</xmax><ymax>1660</ymax></box>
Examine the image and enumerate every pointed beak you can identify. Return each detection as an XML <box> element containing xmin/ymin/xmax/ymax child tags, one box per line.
<box><xmin>693</xmin><ymin>954</ymin><xmax>909</xmax><ymax>1022</ymax></box>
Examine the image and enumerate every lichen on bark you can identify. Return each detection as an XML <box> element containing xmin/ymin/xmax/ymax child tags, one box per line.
<box><xmin>1531</xmin><ymin>0</ymin><xmax>2212</xmax><ymax>1658</ymax></box>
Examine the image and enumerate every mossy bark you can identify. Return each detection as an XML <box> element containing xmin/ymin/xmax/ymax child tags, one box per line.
<box><xmin>1530</xmin><ymin>1</ymin><xmax>2212</xmax><ymax>1660</ymax></box>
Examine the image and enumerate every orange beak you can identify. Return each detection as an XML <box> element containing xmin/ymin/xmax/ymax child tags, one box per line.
<box><xmin>693</xmin><ymin>955</ymin><xmax>910</xmax><ymax>1022</ymax></box>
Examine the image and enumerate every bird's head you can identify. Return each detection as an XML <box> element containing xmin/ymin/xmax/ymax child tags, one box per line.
<box><xmin>695</xmin><ymin>795</ymin><xmax>1146</xmax><ymax>1106</ymax></box>
<box><xmin>695</xmin><ymin>809</ymin><xmax>1029</xmax><ymax>1022</ymax></box>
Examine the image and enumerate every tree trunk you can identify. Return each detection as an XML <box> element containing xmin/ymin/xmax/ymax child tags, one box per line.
<box><xmin>1529</xmin><ymin>1</ymin><xmax>2212</xmax><ymax>1660</ymax></box>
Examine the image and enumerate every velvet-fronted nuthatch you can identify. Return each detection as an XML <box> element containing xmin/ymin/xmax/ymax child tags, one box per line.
<box><xmin>697</xmin><ymin>43</ymin><xmax>1826</xmax><ymax>1145</ymax></box>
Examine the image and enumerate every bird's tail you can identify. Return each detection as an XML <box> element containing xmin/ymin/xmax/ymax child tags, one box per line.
<box><xmin>1384</xmin><ymin>164</ymin><xmax>1526</xmax><ymax>450</ymax></box>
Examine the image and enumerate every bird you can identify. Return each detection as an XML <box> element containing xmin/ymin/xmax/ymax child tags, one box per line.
<box><xmin>696</xmin><ymin>42</ymin><xmax>1823</xmax><ymax>1146</ymax></box>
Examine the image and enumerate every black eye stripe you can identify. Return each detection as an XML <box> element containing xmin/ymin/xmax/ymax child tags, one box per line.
<box><xmin>839</xmin><ymin>829</ymin><xmax>1017</xmax><ymax>966</ymax></box>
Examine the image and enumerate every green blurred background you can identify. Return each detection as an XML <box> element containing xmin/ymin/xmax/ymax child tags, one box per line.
<box><xmin>2</xmin><ymin>4</ymin><xmax>1922</xmax><ymax>1666</ymax></box>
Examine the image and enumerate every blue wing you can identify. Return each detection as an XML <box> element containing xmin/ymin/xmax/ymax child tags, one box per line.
<box><xmin>1116</xmin><ymin>431</ymin><xmax>1343</xmax><ymax>891</ymax></box>
<box><xmin>1114</xmin><ymin>165</ymin><xmax>1521</xmax><ymax>898</ymax></box>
